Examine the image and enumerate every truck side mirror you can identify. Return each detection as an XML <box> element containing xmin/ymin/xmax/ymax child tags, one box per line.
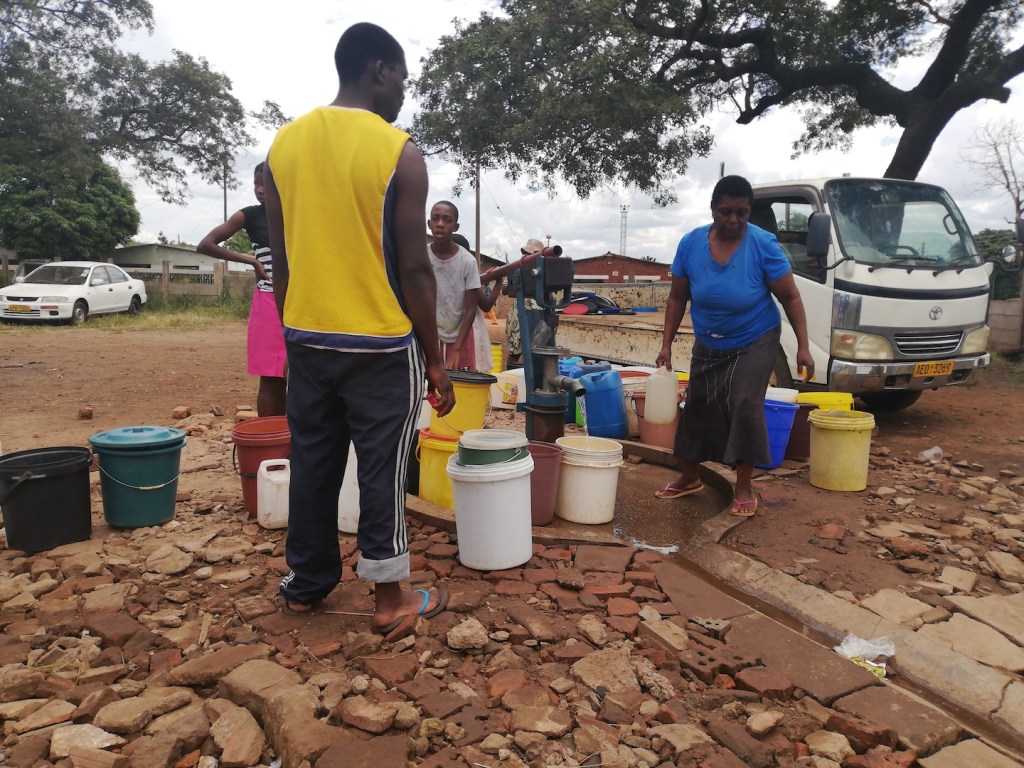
<box><xmin>806</xmin><ymin>212</ymin><xmax>832</xmax><ymax>265</ymax></box>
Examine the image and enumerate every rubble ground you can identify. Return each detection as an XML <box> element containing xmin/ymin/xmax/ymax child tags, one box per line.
<box><xmin>0</xmin><ymin>323</ymin><xmax>1023</xmax><ymax>767</ymax></box>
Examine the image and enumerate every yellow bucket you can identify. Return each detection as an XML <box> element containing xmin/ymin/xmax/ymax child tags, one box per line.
<box><xmin>490</xmin><ymin>344</ymin><xmax>502</xmax><ymax>373</ymax></box>
<box><xmin>676</xmin><ymin>371</ymin><xmax>690</xmax><ymax>383</ymax></box>
<box><xmin>797</xmin><ymin>391</ymin><xmax>854</xmax><ymax>410</ymax></box>
<box><xmin>429</xmin><ymin>371</ymin><xmax>497</xmax><ymax>438</ymax></box>
<box><xmin>416</xmin><ymin>428</ymin><xmax>459</xmax><ymax>509</ymax></box>
<box><xmin>808</xmin><ymin>409</ymin><xmax>875</xmax><ymax>491</ymax></box>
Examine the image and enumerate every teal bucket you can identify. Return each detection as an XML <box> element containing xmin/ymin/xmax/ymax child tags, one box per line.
<box><xmin>757</xmin><ymin>400</ymin><xmax>799</xmax><ymax>470</ymax></box>
<box><xmin>89</xmin><ymin>426</ymin><xmax>185</xmax><ymax>528</ymax></box>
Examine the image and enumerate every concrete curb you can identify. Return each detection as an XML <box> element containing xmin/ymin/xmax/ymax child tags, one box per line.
<box><xmin>688</xmin><ymin>519</ymin><xmax>1024</xmax><ymax>750</ymax></box>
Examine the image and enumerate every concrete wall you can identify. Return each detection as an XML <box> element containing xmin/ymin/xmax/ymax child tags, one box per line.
<box><xmin>989</xmin><ymin>298</ymin><xmax>1023</xmax><ymax>350</ymax></box>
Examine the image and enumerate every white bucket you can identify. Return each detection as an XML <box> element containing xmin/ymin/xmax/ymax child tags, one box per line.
<box><xmin>338</xmin><ymin>444</ymin><xmax>359</xmax><ymax>534</ymax></box>
<box><xmin>490</xmin><ymin>369</ymin><xmax>526</xmax><ymax>410</ymax></box>
<box><xmin>554</xmin><ymin>437</ymin><xmax>623</xmax><ymax>524</ymax></box>
<box><xmin>257</xmin><ymin>459</ymin><xmax>290</xmax><ymax>529</ymax></box>
<box><xmin>765</xmin><ymin>386</ymin><xmax>799</xmax><ymax>403</ymax></box>
<box><xmin>446</xmin><ymin>453</ymin><xmax>534</xmax><ymax>570</ymax></box>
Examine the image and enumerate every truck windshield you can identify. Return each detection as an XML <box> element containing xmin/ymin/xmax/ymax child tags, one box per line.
<box><xmin>825</xmin><ymin>179</ymin><xmax>981</xmax><ymax>268</ymax></box>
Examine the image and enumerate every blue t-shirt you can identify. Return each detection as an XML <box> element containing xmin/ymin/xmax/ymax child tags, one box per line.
<box><xmin>671</xmin><ymin>223</ymin><xmax>791</xmax><ymax>349</ymax></box>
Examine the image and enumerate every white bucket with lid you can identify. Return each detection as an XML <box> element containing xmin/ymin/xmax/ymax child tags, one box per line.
<box><xmin>257</xmin><ymin>459</ymin><xmax>290</xmax><ymax>529</ymax></box>
<box><xmin>446</xmin><ymin>453</ymin><xmax>534</xmax><ymax>570</ymax></box>
<box><xmin>765</xmin><ymin>386</ymin><xmax>800</xmax><ymax>403</ymax></box>
<box><xmin>554</xmin><ymin>436</ymin><xmax>623</xmax><ymax>524</ymax></box>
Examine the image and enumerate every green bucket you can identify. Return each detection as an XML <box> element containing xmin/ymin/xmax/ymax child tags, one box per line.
<box><xmin>89</xmin><ymin>426</ymin><xmax>185</xmax><ymax>528</ymax></box>
<box><xmin>456</xmin><ymin>429</ymin><xmax>529</xmax><ymax>466</ymax></box>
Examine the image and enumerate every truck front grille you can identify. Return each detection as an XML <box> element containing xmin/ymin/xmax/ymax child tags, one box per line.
<box><xmin>893</xmin><ymin>331</ymin><xmax>962</xmax><ymax>357</ymax></box>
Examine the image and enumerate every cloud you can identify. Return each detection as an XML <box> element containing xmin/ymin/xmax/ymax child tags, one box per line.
<box><xmin>120</xmin><ymin>1</ymin><xmax>1024</xmax><ymax>257</ymax></box>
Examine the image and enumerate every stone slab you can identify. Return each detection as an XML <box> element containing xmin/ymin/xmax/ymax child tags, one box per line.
<box><xmin>947</xmin><ymin>592</ymin><xmax>1024</xmax><ymax>646</ymax></box>
<box><xmin>651</xmin><ymin>562</ymin><xmax>753</xmax><ymax>621</ymax></box>
<box><xmin>574</xmin><ymin>545</ymin><xmax>637</xmax><ymax>574</ymax></box>
<box><xmin>722</xmin><ymin>614</ymin><xmax>879</xmax><ymax>705</ymax></box>
<box><xmin>860</xmin><ymin>589</ymin><xmax>933</xmax><ymax>625</ymax></box>
<box><xmin>993</xmin><ymin>680</ymin><xmax>1024</xmax><ymax>737</ymax></box>
<box><xmin>834</xmin><ymin>685</ymin><xmax>961</xmax><ymax>757</ymax></box>
<box><xmin>917</xmin><ymin>614</ymin><xmax>1024</xmax><ymax>672</ymax></box>
<box><xmin>919</xmin><ymin>738</ymin><xmax>1021</xmax><ymax>768</ymax></box>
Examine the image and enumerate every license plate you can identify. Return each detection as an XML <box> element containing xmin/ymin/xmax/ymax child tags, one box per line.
<box><xmin>913</xmin><ymin>360</ymin><xmax>954</xmax><ymax>377</ymax></box>
<box><xmin>6</xmin><ymin>305</ymin><xmax>30</xmax><ymax>313</ymax></box>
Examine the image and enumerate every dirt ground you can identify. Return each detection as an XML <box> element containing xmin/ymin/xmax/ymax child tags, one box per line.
<box><xmin>2</xmin><ymin>320</ymin><xmax>1023</xmax><ymax>601</ymax></box>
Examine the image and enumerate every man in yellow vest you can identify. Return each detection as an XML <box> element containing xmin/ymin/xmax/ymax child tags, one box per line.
<box><xmin>264</xmin><ymin>22</ymin><xmax>453</xmax><ymax>640</ymax></box>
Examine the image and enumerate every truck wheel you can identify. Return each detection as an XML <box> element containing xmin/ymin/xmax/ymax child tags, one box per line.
<box><xmin>859</xmin><ymin>390</ymin><xmax>922</xmax><ymax>412</ymax></box>
<box><xmin>769</xmin><ymin>351</ymin><xmax>793</xmax><ymax>388</ymax></box>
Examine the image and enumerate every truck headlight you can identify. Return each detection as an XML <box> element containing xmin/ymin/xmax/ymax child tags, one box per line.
<box><xmin>40</xmin><ymin>296</ymin><xmax>69</xmax><ymax>303</ymax></box>
<box><xmin>830</xmin><ymin>330</ymin><xmax>893</xmax><ymax>360</ymax></box>
<box><xmin>961</xmin><ymin>326</ymin><xmax>989</xmax><ymax>354</ymax></box>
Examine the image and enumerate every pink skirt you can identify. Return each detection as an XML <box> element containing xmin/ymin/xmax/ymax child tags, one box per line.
<box><xmin>247</xmin><ymin>290</ymin><xmax>287</xmax><ymax>378</ymax></box>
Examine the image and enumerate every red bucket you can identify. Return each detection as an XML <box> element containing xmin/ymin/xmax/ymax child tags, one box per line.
<box><xmin>232</xmin><ymin>416</ymin><xmax>290</xmax><ymax>518</ymax></box>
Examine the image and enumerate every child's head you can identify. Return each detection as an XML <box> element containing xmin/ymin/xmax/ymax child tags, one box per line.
<box><xmin>254</xmin><ymin>162</ymin><xmax>266</xmax><ymax>204</ymax></box>
<box><xmin>428</xmin><ymin>201</ymin><xmax>460</xmax><ymax>243</ymax></box>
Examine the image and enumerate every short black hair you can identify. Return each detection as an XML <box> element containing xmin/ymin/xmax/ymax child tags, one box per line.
<box><xmin>711</xmin><ymin>175</ymin><xmax>753</xmax><ymax>207</ymax></box>
<box><xmin>432</xmin><ymin>200</ymin><xmax>459</xmax><ymax>221</ymax></box>
<box><xmin>335</xmin><ymin>22</ymin><xmax>405</xmax><ymax>85</ymax></box>
<box><xmin>254</xmin><ymin>162</ymin><xmax>265</xmax><ymax>175</ymax></box>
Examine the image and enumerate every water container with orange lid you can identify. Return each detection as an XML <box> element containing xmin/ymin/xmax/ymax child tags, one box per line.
<box><xmin>644</xmin><ymin>367</ymin><xmax>678</xmax><ymax>424</ymax></box>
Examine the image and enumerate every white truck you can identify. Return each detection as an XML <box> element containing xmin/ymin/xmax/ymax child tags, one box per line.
<box><xmin>751</xmin><ymin>176</ymin><xmax>1022</xmax><ymax>411</ymax></box>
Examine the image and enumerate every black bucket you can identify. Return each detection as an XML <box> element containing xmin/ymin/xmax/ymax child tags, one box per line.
<box><xmin>0</xmin><ymin>447</ymin><xmax>93</xmax><ymax>552</ymax></box>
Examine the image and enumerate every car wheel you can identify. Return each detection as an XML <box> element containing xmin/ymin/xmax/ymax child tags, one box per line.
<box><xmin>128</xmin><ymin>295</ymin><xmax>142</xmax><ymax>315</ymax></box>
<box><xmin>858</xmin><ymin>390</ymin><xmax>922</xmax><ymax>412</ymax></box>
<box><xmin>71</xmin><ymin>300</ymin><xmax>88</xmax><ymax>325</ymax></box>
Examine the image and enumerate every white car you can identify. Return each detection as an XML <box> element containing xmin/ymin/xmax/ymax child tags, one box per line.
<box><xmin>0</xmin><ymin>261</ymin><xmax>147</xmax><ymax>324</ymax></box>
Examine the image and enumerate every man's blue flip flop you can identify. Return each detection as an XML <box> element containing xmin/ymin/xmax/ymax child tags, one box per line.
<box><xmin>374</xmin><ymin>587</ymin><xmax>449</xmax><ymax>639</ymax></box>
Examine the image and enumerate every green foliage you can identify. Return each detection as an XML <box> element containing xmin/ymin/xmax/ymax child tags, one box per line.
<box><xmin>414</xmin><ymin>0</ymin><xmax>1024</xmax><ymax>199</ymax></box>
<box><xmin>412</xmin><ymin>0</ymin><xmax>712</xmax><ymax>205</ymax></box>
<box><xmin>225</xmin><ymin>231</ymin><xmax>253</xmax><ymax>254</ymax></box>
<box><xmin>976</xmin><ymin>228</ymin><xmax>1022</xmax><ymax>299</ymax></box>
<box><xmin>0</xmin><ymin>0</ymin><xmax>288</xmax><ymax>259</ymax></box>
<box><xmin>0</xmin><ymin>162</ymin><xmax>140</xmax><ymax>259</ymax></box>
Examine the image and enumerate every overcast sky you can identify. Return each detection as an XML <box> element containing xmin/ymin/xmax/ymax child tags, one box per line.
<box><xmin>120</xmin><ymin>0</ymin><xmax>1024</xmax><ymax>264</ymax></box>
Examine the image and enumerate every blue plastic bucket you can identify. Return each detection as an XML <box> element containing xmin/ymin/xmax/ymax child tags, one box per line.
<box><xmin>89</xmin><ymin>426</ymin><xmax>186</xmax><ymax>528</ymax></box>
<box><xmin>757</xmin><ymin>400</ymin><xmax>799</xmax><ymax>470</ymax></box>
<box><xmin>580</xmin><ymin>370</ymin><xmax>627</xmax><ymax>439</ymax></box>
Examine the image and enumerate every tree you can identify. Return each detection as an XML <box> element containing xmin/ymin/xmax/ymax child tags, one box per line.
<box><xmin>413</xmin><ymin>0</ymin><xmax>1024</xmax><ymax>203</ymax></box>
<box><xmin>964</xmin><ymin>120</ymin><xmax>1024</xmax><ymax>224</ymax></box>
<box><xmin>0</xmin><ymin>162</ymin><xmax>140</xmax><ymax>260</ymax></box>
<box><xmin>975</xmin><ymin>228</ymin><xmax>1021</xmax><ymax>299</ymax></box>
<box><xmin>0</xmin><ymin>0</ymin><xmax>285</xmax><ymax>244</ymax></box>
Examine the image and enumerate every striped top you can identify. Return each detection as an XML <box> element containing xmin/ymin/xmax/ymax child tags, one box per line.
<box><xmin>268</xmin><ymin>106</ymin><xmax>412</xmax><ymax>351</ymax></box>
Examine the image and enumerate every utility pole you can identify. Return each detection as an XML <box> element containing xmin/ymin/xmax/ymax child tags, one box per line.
<box><xmin>222</xmin><ymin>157</ymin><xmax>229</xmax><ymax>222</ymax></box>
<box><xmin>619</xmin><ymin>204</ymin><xmax>629</xmax><ymax>256</ymax></box>
<box><xmin>474</xmin><ymin>160</ymin><xmax>481</xmax><ymax>267</ymax></box>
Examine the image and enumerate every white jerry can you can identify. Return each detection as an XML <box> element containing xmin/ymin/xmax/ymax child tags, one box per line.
<box><xmin>256</xmin><ymin>459</ymin><xmax>290</xmax><ymax>529</ymax></box>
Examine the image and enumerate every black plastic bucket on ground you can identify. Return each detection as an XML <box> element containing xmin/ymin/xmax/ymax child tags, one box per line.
<box><xmin>0</xmin><ymin>447</ymin><xmax>93</xmax><ymax>552</ymax></box>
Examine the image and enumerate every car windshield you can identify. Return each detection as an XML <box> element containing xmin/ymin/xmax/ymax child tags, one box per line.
<box><xmin>25</xmin><ymin>265</ymin><xmax>89</xmax><ymax>286</ymax></box>
<box><xmin>825</xmin><ymin>179</ymin><xmax>982</xmax><ymax>268</ymax></box>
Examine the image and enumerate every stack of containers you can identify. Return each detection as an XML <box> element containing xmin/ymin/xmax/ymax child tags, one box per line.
<box><xmin>787</xmin><ymin>391</ymin><xmax>854</xmax><ymax>461</ymax></box>
<box><xmin>554</xmin><ymin>435</ymin><xmax>623</xmax><ymax>524</ymax></box>
<box><xmin>445</xmin><ymin>429</ymin><xmax>534</xmax><ymax>570</ymax></box>
<box><xmin>559</xmin><ymin>357</ymin><xmax>584</xmax><ymax>423</ymax></box>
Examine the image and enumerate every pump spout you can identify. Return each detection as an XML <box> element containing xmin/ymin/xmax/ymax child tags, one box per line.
<box><xmin>548</xmin><ymin>375</ymin><xmax>585</xmax><ymax>397</ymax></box>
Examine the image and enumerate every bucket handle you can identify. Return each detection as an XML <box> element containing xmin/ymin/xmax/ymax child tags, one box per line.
<box><xmin>98</xmin><ymin>464</ymin><xmax>180</xmax><ymax>492</ymax></box>
<box><xmin>432</xmin><ymin>397</ymin><xmax>493</xmax><ymax>436</ymax></box>
<box><xmin>232</xmin><ymin>443</ymin><xmax>291</xmax><ymax>479</ymax></box>
<box><xmin>0</xmin><ymin>470</ymin><xmax>44</xmax><ymax>506</ymax></box>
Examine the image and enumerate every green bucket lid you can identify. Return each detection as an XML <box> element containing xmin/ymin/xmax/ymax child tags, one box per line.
<box><xmin>89</xmin><ymin>425</ymin><xmax>186</xmax><ymax>451</ymax></box>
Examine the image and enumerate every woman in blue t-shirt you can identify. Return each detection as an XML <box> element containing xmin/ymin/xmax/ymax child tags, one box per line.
<box><xmin>654</xmin><ymin>175</ymin><xmax>813</xmax><ymax>517</ymax></box>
